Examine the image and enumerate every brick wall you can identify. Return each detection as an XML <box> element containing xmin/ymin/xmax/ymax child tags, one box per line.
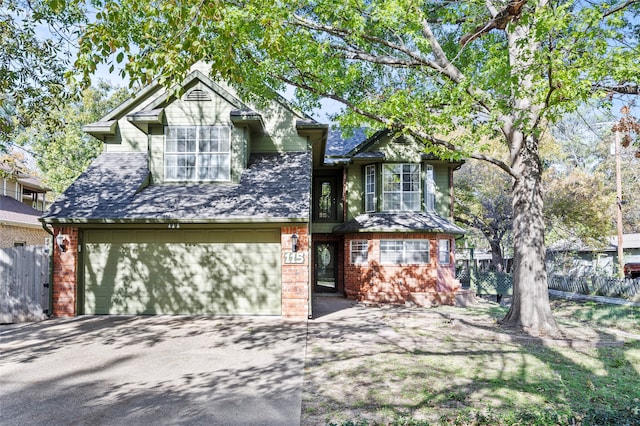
<box><xmin>51</xmin><ymin>226</ymin><xmax>78</xmax><ymax>317</ymax></box>
<box><xmin>281</xmin><ymin>225</ymin><xmax>309</xmax><ymax>319</ymax></box>
<box><xmin>0</xmin><ymin>224</ymin><xmax>48</xmax><ymax>248</ymax></box>
<box><xmin>343</xmin><ymin>233</ymin><xmax>460</xmax><ymax>305</ymax></box>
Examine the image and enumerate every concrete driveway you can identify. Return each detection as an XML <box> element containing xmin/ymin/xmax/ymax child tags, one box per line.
<box><xmin>0</xmin><ymin>315</ymin><xmax>307</xmax><ymax>426</ymax></box>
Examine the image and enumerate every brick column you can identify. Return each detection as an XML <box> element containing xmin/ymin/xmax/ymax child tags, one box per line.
<box><xmin>281</xmin><ymin>225</ymin><xmax>309</xmax><ymax>319</ymax></box>
<box><xmin>52</xmin><ymin>226</ymin><xmax>79</xmax><ymax>317</ymax></box>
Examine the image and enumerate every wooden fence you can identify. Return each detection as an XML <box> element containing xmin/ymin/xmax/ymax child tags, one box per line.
<box><xmin>0</xmin><ymin>245</ymin><xmax>50</xmax><ymax>323</ymax></box>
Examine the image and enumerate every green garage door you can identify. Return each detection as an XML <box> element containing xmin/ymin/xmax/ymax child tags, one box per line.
<box><xmin>82</xmin><ymin>229</ymin><xmax>281</xmax><ymax>315</ymax></box>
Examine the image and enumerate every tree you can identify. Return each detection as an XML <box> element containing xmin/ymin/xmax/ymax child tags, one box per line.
<box><xmin>0</xmin><ymin>0</ymin><xmax>85</xmax><ymax>148</ymax></box>
<box><xmin>15</xmin><ymin>82</ymin><xmax>130</xmax><ymax>193</ymax></box>
<box><xmin>455</xmin><ymin>161</ymin><xmax>513</xmax><ymax>273</ymax></box>
<box><xmin>72</xmin><ymin>0</ymin><xmax>640</xmax><ymax>336</ymax></box>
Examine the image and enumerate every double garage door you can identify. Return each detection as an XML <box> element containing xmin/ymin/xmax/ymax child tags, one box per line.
<box><xmin>82</xmin><ymin>228</ymin><xmax>281</xmax><ymax>315</ymax></box>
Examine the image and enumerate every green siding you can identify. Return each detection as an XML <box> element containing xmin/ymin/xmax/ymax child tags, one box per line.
<box><xmin>83</xmin><ymin>229</ymin><xmax>281</xmax><ymax>315</ymax></box>
<box><xmin>434</xmin><ymin>165</ymin><xmax>451</xmax><ymax>218</ymax></box>
<box><xmin>344</xmin><ymin>162</ymin><xmax>452</xmax><ymax>220</ymax></box>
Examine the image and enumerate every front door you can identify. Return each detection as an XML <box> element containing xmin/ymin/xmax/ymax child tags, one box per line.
<box><xmin>314</xmin><ymin>242</ymin><xmax>337</xmax><ymax>292</ymax></box>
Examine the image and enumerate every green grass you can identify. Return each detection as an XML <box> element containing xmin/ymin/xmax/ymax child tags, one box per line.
<box><xmin>302</xmin><ymin>299</ymin><xmax>640</xmax><ymax>426</ymax></box>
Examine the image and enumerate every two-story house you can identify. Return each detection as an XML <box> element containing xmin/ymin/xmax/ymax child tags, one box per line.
<box><xmin>1</xmin><ymin>161</ymin><xmax>51</xmax><ymax>248</ymax></box>
<box><xmin>41</xmin><ymin>64</ymin><xmax>467</xmax><ymax>319</ymax></box>
<box><xmin>311</xmin><ymin>129</ymin><xmax>466</xmax><ymax>307</ymax></box>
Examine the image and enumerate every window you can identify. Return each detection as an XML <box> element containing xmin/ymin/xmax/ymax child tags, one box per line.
<box><xmin>382</xmin><ymin>164</ymin><xmax>420</xmax><ymax>211</ymax></box>
<box><xmin>365</xmin><ymin>165</ymin><xmax>376</xmax><ymax>212</ymax></box>
<box><xmin>438</xmin><ymin>239</ymin><xmax>451</xmax><ymax>265</ymax></box>
<box><xmin>425</xmin><ymin>164</ymin><xmax>435</xmax><ymax>212</ymax></box>
<box><xmin>165</xmin><ymin>126</ymin><xmax>230</xmax><ymax>181</ymax></box>
<box><xmin>380</xmin><ymin>240</ymin><xmax>429</xmax><ymax>264</ymax></box>
<box><xmin>350</xmin><ymin>240</ymin><xmax>369</xmax><ymax>264</ymax></box>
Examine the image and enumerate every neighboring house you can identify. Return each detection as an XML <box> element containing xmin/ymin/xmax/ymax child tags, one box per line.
<box><xmin>547</xmin><ymin>233</ymin><xmax>640</xmax><ymax>275</ymax></box>
<box><xmin>41</xmin><ymin>64</ymin><xmax>467</xmax><ymax>319</ymax></box>
<box><xmin>1</xmin><ymin>163</ymin><xmax>50</xmax><ymax>248</ymax></box>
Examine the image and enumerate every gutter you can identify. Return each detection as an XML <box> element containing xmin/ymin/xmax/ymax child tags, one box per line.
<box><xmin>40</xmin><ymin>217</ymin><xmax>311</xmax><ymax>225</ymax></box>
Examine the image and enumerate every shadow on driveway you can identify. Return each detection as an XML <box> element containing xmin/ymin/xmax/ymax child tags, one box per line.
<box><xmin>0</xmin><ymin>316</ymin><xmax>307</xmax><ymax>426</ymax></box>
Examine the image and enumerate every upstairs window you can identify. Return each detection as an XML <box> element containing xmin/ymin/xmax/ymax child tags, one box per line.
<box><xmin>365</xmin><ymin>165</ymin><xmax>376</xmax><ymax>213</ymax></box>
<box><xmin>382</xmin><ymin>164</ymin><xmax>420</xmax><ymax>211</ymax></box>
<box><xmin>425</xmin><ymin>164</ymin><xmax>435</xmax><ymax>212</ymax></box>
<box><xmin>165</xmin><ymin>126</ymin><xmax>231</xmax><ymax>181</ymax></box>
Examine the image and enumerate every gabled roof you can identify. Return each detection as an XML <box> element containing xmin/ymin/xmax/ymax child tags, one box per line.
<box><xmin>333</xmin><ymin>212</ymin><xmax>466</xmax><ymax>234</ymax></box>
<box><xmin>41</xmin><ymin>151</ymin><xmax>311</xmax><ymax>224</ymax></box>
<box><xmin>0</xmin><ymin>163</ymin><xmax>49</xmax><ymax>192</ymax></box>
<box><xmin>324</xmin><ymin>128</ymin><xmax>452</xmax><ymax>166</ymax></box>
<box><xmin>0</xmin><ymin>196</ymin><xmax>43</xmax><ymax>227</ymax></box>
<box><xmin>83</xmin><ymin>66</ymin><xmax>323</xmax><ymax>139</ymax></box>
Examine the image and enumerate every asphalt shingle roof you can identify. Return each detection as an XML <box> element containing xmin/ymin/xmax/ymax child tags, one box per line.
<box><xmin>333</xmin><ymin>212</ymin><xmax>466</xmax><ymax>234</ymax></box>
<box><xmin>0</xmin><ymin>196</ymin><xmax>43</xmax><ymax>226</ymax></box>
<box><xmin>325</xmin><ymin>128</ymin><xmax>369</xmax><ymax>157</ymax></box>
<box><xmin>42</xmin><ymin>151</ymin><xmax>311</xmax><ymax>223</ymax></box>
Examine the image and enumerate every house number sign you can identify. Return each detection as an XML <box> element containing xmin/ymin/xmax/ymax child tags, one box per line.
<box><xmin>283</xmin><ymin>252</ymin><xmax>305</xmax><ymax>264</ymax></box>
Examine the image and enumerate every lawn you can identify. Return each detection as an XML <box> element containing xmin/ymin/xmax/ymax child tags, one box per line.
<box><xmin>301</xmin><ymin>298</ymin><xmax>640</xmax><ymax>425</ymax></box>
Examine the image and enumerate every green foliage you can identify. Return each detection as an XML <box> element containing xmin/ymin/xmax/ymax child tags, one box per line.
<box><xmin>72</xmin><ymin>0</ymin><xmax>640</xmax><ymax>154</ymax></box>
<box><xmin>544</xmin><ymin>167</ymin><xmax>615</xmax><ymax>245</ymax></box>
<box><xmin>15</xmin><ymin>82</ymin><xmax>130</xmax><ymax>193</ymax></box>
<box><xmin>0</xmin><ymin>0</ymin><xmax>86</xmax><ymax>147</ymax></box>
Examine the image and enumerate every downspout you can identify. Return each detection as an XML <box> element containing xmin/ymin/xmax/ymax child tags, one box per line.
<box><xmin>307</xmin><ymin>138</ymin><xmax>314</xmax><ymax>320</ymax></box>
<box><xmin>41</xmin><ymin>222</ymin><xmax>55</xmax><ymax>317</ymax></box>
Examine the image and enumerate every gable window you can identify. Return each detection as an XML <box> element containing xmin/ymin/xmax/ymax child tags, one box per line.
<box><xmin>382</xmin><ymin>164</ymin><xmax>420</xmax><ymax>211</ymax></box>
<box><xmin>438</xmin><ymin>239</ymin><xmax>451</xmax><ymax>265</ymax></box>
<box><xmin>165</xmin><ymin>126</ymin><xmax>230</xmax><ymax>181</ymax></box>
<box><xmin>380</xmin><ymin>240</ymin><xmax>429</xmax><ymax>264</ymax></box>
<box><xmin>425</xmin><ymin>164</ymin><xmax>435</xmax><ymax>212</ymax></box>
<box><xmin>365</xmin><ymin>165</ymin><xmax>376</xmax><ymax>213</ymax></box>
<box><xmin>350</xmin><ymin>240</ymin><xmax>369</xmax><ymax>264</ymax></box>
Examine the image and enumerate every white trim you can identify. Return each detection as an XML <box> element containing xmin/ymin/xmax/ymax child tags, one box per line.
<box><xmin>350</xmin><ymin>240</ymin><xmax>369</xmax><ymax>264</ymax></box>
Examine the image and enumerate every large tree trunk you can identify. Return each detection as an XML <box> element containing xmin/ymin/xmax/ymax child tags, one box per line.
<box><xmin>501</xmin><ymin>134</ymin><xmax>560</xmax><ymax>336</ymax></box>
<box><xmin>489</xmin><ymin>238</ymin><xmax>504</xmax><ymax>272</ymax></box>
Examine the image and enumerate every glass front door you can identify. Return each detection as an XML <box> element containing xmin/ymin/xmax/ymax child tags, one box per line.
<box><xmin>314</xmin><ymin>242</ymin><xmax>337</xmax><ymax>292</ymax></box>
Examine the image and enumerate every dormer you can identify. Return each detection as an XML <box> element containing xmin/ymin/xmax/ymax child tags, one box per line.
<box><xmin>82</xmin><ymin>66</ymin><xmax>323</xmax><ymax>186</ymax></box>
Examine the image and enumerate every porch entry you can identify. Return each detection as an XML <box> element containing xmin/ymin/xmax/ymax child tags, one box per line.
<box><xmin>314</xmin><ymin>242</ymin><xmax>338</xmax><ymax>292</ymax></box>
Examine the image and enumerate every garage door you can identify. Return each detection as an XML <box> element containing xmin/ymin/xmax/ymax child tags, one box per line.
<box><xmin>82</xmin><ymin>229</ymin><xmax>281</xmax><ymax>315</ymax></box>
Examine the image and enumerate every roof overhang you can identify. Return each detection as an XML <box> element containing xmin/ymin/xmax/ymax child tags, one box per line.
<box><xmin>82</xmin><ymin>120</ymin><xmax>118</xmax><ymax>141</ymax></box>
<box><xmin>126</xmin><ymin>108</ymin><xmax>165</xmax><ymax>133</ymax></box>
<box><xmin>296</xmin><ymin>120</ymin><xmax>329</xmax><ymax>137</ymax></box>
<box><xmin>230</xmin><ymin>109</ymin><xmax>266</xmax><ymax>135</ymax></box>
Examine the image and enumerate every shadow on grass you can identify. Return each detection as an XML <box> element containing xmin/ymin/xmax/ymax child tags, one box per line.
<box><xmin>302</xmin><ymin>300</ymin><xmax>640</xmax><ymax>425</ymax></box>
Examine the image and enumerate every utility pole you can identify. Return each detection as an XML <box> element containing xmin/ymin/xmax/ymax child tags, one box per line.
<box><xmin>614</xmin><ymin>130</ymin><xmax>624</xmax><ymax>278</ymax></box>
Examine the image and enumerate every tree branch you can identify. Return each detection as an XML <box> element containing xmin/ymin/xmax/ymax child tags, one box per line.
<box><xmin>460</xmin><ymin>0</ymin><xmax>528</xmax><ymax>46</ymax></box>
<box><xmin>602</xmin><ymin>0</ymin><xmax>640</xmax><ymax>17</ymax></box>
<box><xmin>291</xmin><ymin>14</ymin><xmax>440</xmax><ymax>70</ymax></box>
<box><xmin>595</xmin><ymin>84</ymin><xmax>640</xmax><ymax>95</ymax></box>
